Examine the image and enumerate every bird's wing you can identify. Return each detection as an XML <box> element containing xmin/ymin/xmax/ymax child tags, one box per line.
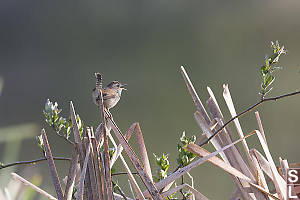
<box><xmin>103</xmin><ymin>88</ymin><xmax>117</xmax><ymax>100</ymax></box>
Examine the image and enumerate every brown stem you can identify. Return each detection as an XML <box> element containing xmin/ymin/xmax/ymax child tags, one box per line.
<box><xmin>41</xmin><ymin>128</ymin><xmax>64</xmax><ymax>200</ymax></box>
<box><xmin>199</xmin><ymin>90</ymin><xmax>300</xmax><ymax>147</ymax></box>
<box><xmin>95</xmin><ymin>73</ymin><xmax>113</xmax><ymax>200</ymax></box>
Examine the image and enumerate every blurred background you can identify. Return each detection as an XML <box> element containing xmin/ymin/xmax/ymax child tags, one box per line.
<box><xmin>0</xmin><ymin>0</ymin><xmax>300</xmax><ymax>199</ymax></box>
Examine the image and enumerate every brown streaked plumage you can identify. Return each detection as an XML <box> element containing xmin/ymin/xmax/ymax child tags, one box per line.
<box><xmin>92</xmin><ymin>81</ymin><xmax>127</xmax><ymax>109</ymax></box>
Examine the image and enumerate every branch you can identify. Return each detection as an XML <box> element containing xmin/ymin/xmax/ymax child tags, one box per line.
<box><xmin>112</xmin><ymin>172</ymin><xmax>138</xmax><ymax>176</ymax></box>
<box><xmin>199</xmin><ymin>90</ymin><xmax>300</xmax><ymax>147</ymax></box>
<box><xmin>113</xmin><ymin>182</ymin><xmax>128</xmax><ymax>200</ymax></box>
<box><xmin>53</xmin><ymin>129</ymin><xmax>74</xmax><ymax>145</ymax></box>
<box><xmin>0</xmin><ymin>157</ymin><xmax>71</xmax><ymax>169</ymax></box>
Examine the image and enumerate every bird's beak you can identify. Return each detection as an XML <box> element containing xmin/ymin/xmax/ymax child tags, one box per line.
<box><xmin>120</xmin><ymin>83</ymin><xmax>127</xmax><ymax>90</ymax></box>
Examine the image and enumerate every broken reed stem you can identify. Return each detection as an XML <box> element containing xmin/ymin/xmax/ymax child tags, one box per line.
<box><xmin>76</xmin><ymin>141</ymin><xmax>92</xmax><ymax>200</ymax></box>
<box><xmin>64</xmin><ymin>146</ymin><xmax>79</xmax><ymax>200</ymax></box>
<box><xmin>95</xmin><ymin>72</ymin><xmax>113</xmax><ymax>200</ymax></box>
<box><xmin>135</xmin><ymin>123</ymin><xmax>153</xmax><ymax>182</ymax></box>
<box><xmin>99</xmin><ymin>151</ymin><xmax>107</xmax><ymax>200</ymax></box>
<box><xmin>106</xmin><ymin>112</ymin><xmax>163</xmax><ymax>200</ymax></box>
<box><xmin>41</xmin><ymin>129</ymin><xmax>64</xmax><ymax>200</ymax></box>
<box><xmin>0</xmin><ymin>157</ymin><xmax>71</xmax><ymax>169</ymax></box>
<box><xmin>145</xmin><ymin>131</ymin><xmax>256</xmax><ymax>196</ymax></box>
<box><xmin>11</xmin><ymin>173</ymin><xmax>58</xmax><ymax>200</ymax></box>
<box><xmin>180</xmin><ymin>66</ymin><xmax>211</xmax><ymax>124</ymax></box>
<box><xmin>84</xmin><ymin>134</ymin><xmax>98</xmax><ymax>200</ymax></box>
<box><xmin>199</xmin><ymin>89</ymin><xmax>300</xmax><ymax>147</ymax></box>
<box><xmin>90</xmin><ymin>127</ymin><xmax>104</xmax><ymax>200</ymax></box>
<box><xmin>255</xmin><ymin>111</ymin><xmax>267</xmax><ymax>144</ymax></box>
<box><xmin>110</xmin><ymin>123</ymin><xmax>136</xmax><ymax>168</ymax></box>
<box><xmin>70</xmin><ymin>101</ymin><xmax>91</xmax><ymax>199</ymax></box>
<box><xmin>108</xmin><ymin>133</ymin><xmax>146</xmax><ymax>200</ymax></box>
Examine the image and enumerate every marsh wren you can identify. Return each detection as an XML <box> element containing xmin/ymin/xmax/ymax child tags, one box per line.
<box><xmin>92</xmin><ymin>80</ymin><xmax>127</xmax><ymax>110</ymax></box>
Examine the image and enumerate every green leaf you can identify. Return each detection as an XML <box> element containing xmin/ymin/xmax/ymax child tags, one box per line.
<box><xmin>111</xmin><ymin>167</ymin><xmax>116</xmax><ymax>174</ymax></box>
<box><xmin>265</xmin><ymin>58</ymin><xmax>271</xmax><ymax>70</ymax></box>
<box><xmin>180</xmin><ymin>132</ymin><xmax>187</xmax><ymax>144</ymax></box>
<box><xmin>153</xmin><ymin>153</ymin><xmax>160</xmax><ymax>165</ymax></box>
<box><xmin>36</xmin><ymin>134</ymin><xmax>45</xmax><ymax>154</ymax></box>
<box><xmin>190</xmin><ymin>135</ymin><xmax>196</xmax><ymax>143</ymax></box>
<box><xmin>44</xmin><ymin>99</ymin><xmax>52</xmax><ymax>114</ymax></box>
<box><xmin>259</xmin><ymin>41</ymin><xmax>286</xmax><ymax>97</ymax></box>
<box><xmin>264</xmin><ymin>74</ymin><xmax>275</xmax><ymax>88</ymax></box>
<box><xmin>260</xmin><ymin>66</ymin><xmax>268</xmax><ymax>76</ymax></box>
<box><xmin>109</xmin><ymin>148</ymin><xmax>116</xmax><ymax>159</ymax></box>
<box><xmin>177</xmin><ymin>133</ymin><xmax>197</xmax><ymax>167</ymax></box>
<box><xmin>153</xmin><ymin>152</ymin><xmax>170</xmax><ymax>181</ymax></box>
<box><xmin>183</xmin><ymin>191</ymin><xmax>192</xmax><ymax>198</ymax></box>
<box><xmin>264</xmin><ymin>87</ymin><xmax>273</xmax><ymax>95</ymax></box>
<box><xmin>76</xmin><ymin>114</ymin><xmax>84</xmax><ymax>139</ymax></box>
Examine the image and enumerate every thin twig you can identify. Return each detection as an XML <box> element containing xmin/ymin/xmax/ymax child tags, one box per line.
<box><xmin>180</xmin><ymin>175</ymin><xmax>184</xmax><ymax>199</ymax></box>
<box><xmin>112</xmin><ymin>172</ymin><xmax>138</xmax><ymax>176</ymax></box>
<box><xmin>114</xmin><ymin>182</ymin><xmax>128</xmax><ymax>200</ymax></box>
<box><xmin>128</xmin><ymin>179</ymin><xmax>136</xmax><ymax>200</ymax></box>
<box><xmin>0</xmin><ymin>157</ymin><xmax>71</xmax><ymax>169</ymax></box>
<box><xmin>199</xmin><ymin>90</ymin><xmax>300</xmax><ymax>146</ymax></box>
<box><xmin>52</xmin><ymin>125</ymin><xmax>75</xmax><ymax>145</ymax></box>
<box><xmin>161</xmin><ymin>183</ymin><xmax>208</xmax><ymax>200</ymax></box>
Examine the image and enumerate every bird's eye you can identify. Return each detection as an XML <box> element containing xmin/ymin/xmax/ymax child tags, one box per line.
<box><xmin>117</xmin><ymin>84</ymin><xmax>120</xmax><ymax>87</ymax></box>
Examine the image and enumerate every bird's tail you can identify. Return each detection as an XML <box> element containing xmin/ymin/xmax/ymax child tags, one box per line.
<box><xmin>94</xmin><ymin>72</ymin><xmax>102</xmax><ymax>89</ymax></box>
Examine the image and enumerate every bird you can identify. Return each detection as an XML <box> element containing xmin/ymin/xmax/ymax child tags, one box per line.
<box><xmin>92</xmin><ymin>80</ymin><xmax>127</xmax><ymax>110</ymax></box>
